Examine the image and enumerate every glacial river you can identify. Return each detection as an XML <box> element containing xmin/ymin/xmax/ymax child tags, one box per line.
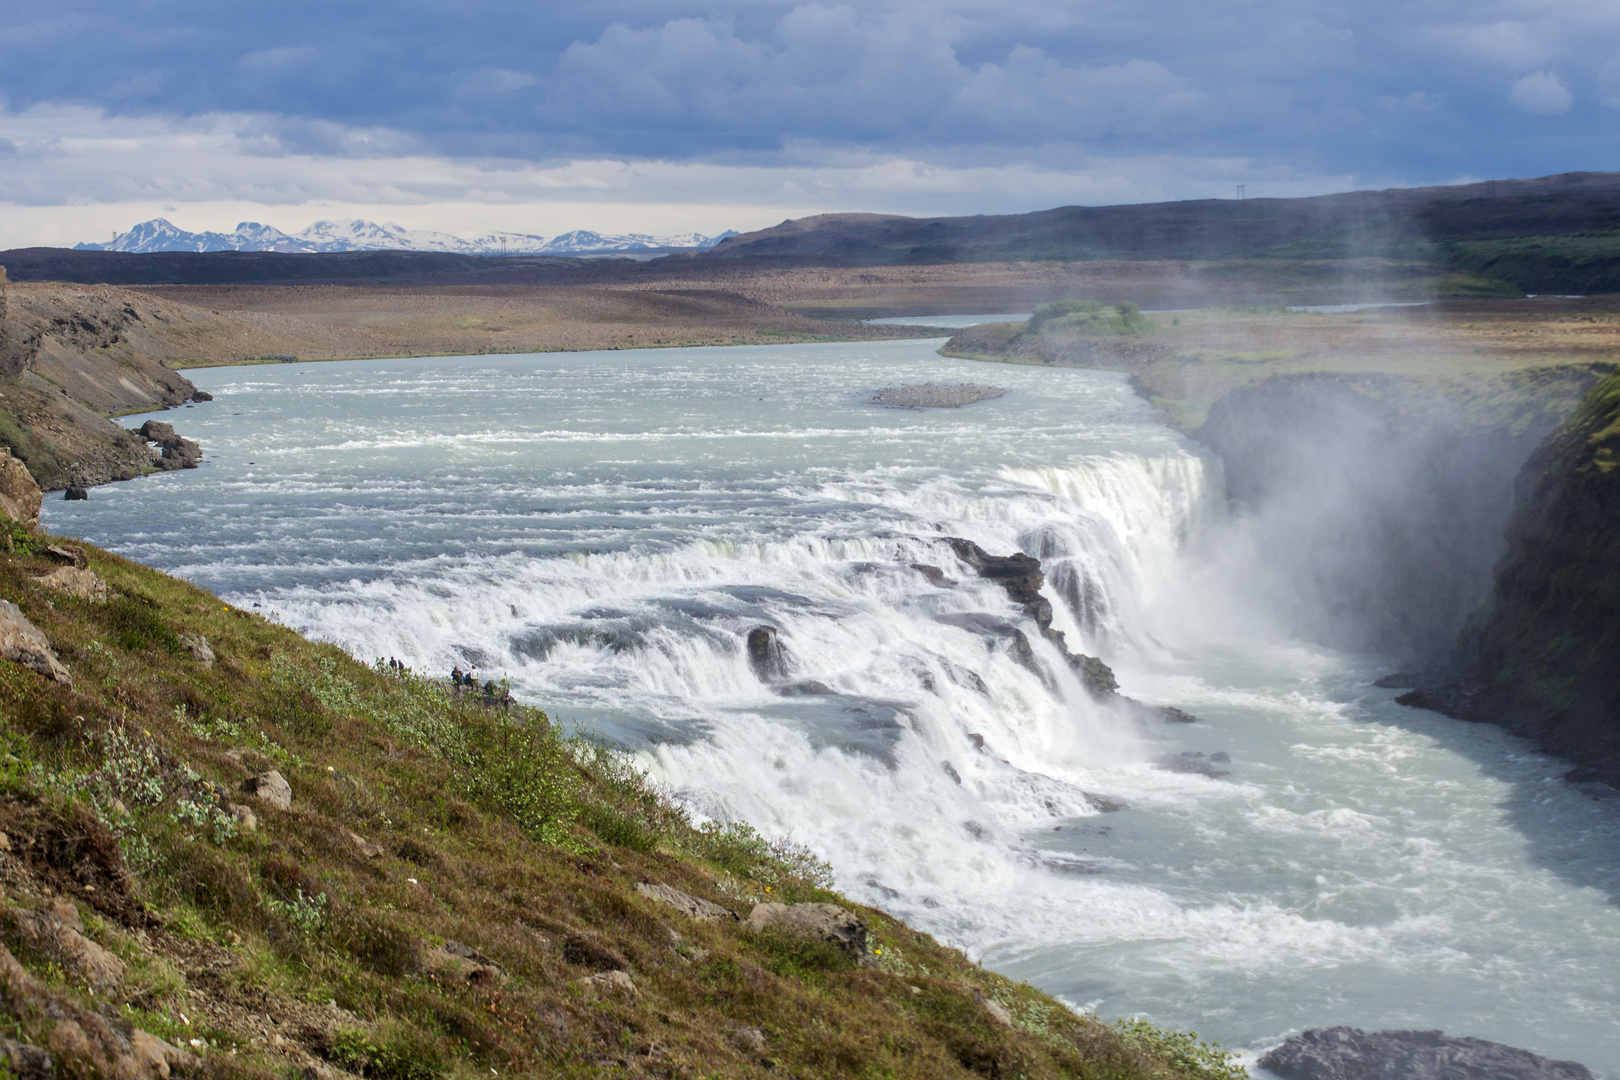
<box><xmin>44</xmin><ymin>340</ymin><xmax>1620</xmax><ymax>1073</ymax></box>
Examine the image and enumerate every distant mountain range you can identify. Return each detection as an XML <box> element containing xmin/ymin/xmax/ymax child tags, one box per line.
<box><xmin>75</xmin><ymin>218</ymin><xmax>737</xmax><ymax>256</ymax></box>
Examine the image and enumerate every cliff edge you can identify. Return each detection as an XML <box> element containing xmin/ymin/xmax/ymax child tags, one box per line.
<box><xmin>1402</xmin><ymin>368</ymin><xmax>1620</xmax><ymax>782</ymax></box>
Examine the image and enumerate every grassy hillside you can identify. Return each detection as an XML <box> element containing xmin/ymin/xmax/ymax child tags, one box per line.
<box><xmin>0</xmin><ymin>523</ymin><xmax>1240</xmax><ymax>1080</ymax></box>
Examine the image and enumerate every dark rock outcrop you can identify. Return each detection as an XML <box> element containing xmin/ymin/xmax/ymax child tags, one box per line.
<box><xmin>746</xmin><ymin>625</ymin><xmax>790</xmax><ymax>682</ymax></box>
<box><xmin>63</xmin><ymin>486</ymin><xmax>87</xmax><ymax>501</ymax></box>
<box><xmin>1404</xmin><ymin>368</ymin><xmax>1620</xmax><ymax>783</ymax></box>
<box><xmin>190</xmin><ymin>390</ymin><xmax>213</xmax><ymax>402</ymax></box>
<box><xmin>940</xmin><ymin>539</ymin><xmax>1199</xmax><ymax>720</ymax></box>
<box><xmin>946</xmin><ymin>538</ymin><xmax>1120</xmax><ymax>696</ymax></box>
<box><xmin>1259</xmin><ymin>1027</ymin><xmax>1592</xmax><ymax>1080</ymax></box>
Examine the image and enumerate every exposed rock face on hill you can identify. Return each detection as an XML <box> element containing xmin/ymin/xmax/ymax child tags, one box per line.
<box><xmin>0</xmin><ymin>450</ymin><xmax>42</xmax><ymax>527</ymax></box>
<box><xmin>0</xmin><ymin>267</ymin><xmax>198</xmax><ymax>490</ymax></box>
<box><xmin>1401</xmin><ymin>367</ymin><xmax>1620</xmax><ymax>783</ymax></box>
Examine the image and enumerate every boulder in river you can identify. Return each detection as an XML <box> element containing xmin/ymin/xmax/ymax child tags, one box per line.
<box><xmin>134</xmin><ymin>420</ymin><xmax>202</xmax><ymax>470</ymax></box>
<box><xmin>1259</xmin><ymin>1027</ymin><xmax>1593</xmax><ymax>1080</ymax></box>
<box><xmin>63</xmin><ymin>486</ymin><xmax>88</xmax><ymax>501</ymax></box>
<box><xmin>746</xmin><ymin>625</ymin><xmax>790</xmax><ymax>682</ymax></box>
<box><xmin>1154</xmin><ymin>751</ymin><xmax>1229</xmax><ymax>778</ymax></box>
<box><xmin>190</xmin><ymin>390</ymin><xmax>213</xmax><ymax>402</ymax></box>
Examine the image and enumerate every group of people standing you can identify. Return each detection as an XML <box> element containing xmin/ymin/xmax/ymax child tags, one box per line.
<box><xmin>450</xmin><ymin>664</ymin><xmax>514</xmax><ymax>708</ymax></box>
<box><xmin>380</xmin><ymin>656</ymin><xmax>512</xmax><ymax>708</ymax></box>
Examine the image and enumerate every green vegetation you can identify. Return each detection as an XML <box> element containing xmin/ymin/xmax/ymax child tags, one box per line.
<box><xmin>0</xmin><ymin>532</ymin><xmax>1241</xmax><ymax>1079</ymax></box>
<box><xmin>1446</xmin><ymin>233</ymin><xmax>1620</xmax><ymax>296</ymax></box>
<box><xmin>1025</xmin><ymin>300</ymin><xmax>1157</xmax><ymax>337</ymax></box>
<box><xmin>0</xmin><ymin>409</ymin><xmax>67</xmax><ymax>492</ymax></box>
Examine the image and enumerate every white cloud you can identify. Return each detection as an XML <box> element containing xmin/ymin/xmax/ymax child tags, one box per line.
<box><xmin>1510</xmin><ymin>69</ymin><xmax>1572</xmax><ymax>114</ymax></box>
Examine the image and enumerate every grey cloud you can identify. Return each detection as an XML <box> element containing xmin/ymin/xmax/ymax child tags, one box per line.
<box><xmin>0</xmin><ymin>0</ymin><xmax>1617</xmax><ymax>197</ymax></box>
<box><xmin>941</xmin><ymin>52</ymin><xmax>1204</xmax><ymax>141</ymax></box>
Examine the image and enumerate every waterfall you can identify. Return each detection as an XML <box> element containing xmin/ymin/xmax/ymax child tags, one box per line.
<box><xmin>438</xmin><ymin>448</ymin><xmax>1221</xmax><ymax>942</ymax></box>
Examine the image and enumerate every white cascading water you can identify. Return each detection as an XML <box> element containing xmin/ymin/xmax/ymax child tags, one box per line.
<box><xmin>45</xmin><ymin>340</ymin><xmax>1620</xmax><ymax>1073</ymax></box>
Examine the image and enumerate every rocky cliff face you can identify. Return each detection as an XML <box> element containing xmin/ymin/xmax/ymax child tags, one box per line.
<box><xmin>0</xmin><ymin>267</ymin><xmax>199</xmax><ymax>490</ymax></box>
<box><xmin>1403</xmin><ymin>368</ymin><xmax>1620</xmax><ymax>782</ymax></box>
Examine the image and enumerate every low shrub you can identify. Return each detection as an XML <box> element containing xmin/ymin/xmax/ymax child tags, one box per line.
<box><xmin>1025</xmin><ymin>299</ymin><xmax>1156</xmax><ymax>337</ymax></box>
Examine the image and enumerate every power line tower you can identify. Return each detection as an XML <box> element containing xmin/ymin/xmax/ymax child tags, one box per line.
<box><xmin>1235</xmin><ymin>184</ymin><xmax>1246</xmax><ymax>201</ymax></box>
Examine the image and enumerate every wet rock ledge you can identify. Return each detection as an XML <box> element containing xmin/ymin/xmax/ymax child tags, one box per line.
<box><xmin>1260</xmin><ymin>1027</ymin><xmax>1592</xmax><ymax>1080</ymax></box>
<box><xmin>871</xmin><ymin>382</ymin><xmax>1005</xmax><ymax>408</ymax></box>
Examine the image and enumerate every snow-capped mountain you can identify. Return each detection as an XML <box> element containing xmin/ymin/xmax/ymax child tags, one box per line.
<box><xmin>75</xmin><ymin>218</ymin><xmax>735</xmax><ymax>256</ymax></box>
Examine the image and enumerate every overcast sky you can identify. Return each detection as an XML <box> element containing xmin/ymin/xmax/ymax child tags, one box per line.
<box><xmin>1</xmin><ymin>0</ymin><xmax>1616</xmax><ymax>246</ymax></box>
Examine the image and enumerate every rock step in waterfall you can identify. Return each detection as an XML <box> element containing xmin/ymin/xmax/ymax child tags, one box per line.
<box><xmin>743</xmin><ymin>536</ymin><xmax>1200</xmax><ymax>724</ymax></box>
